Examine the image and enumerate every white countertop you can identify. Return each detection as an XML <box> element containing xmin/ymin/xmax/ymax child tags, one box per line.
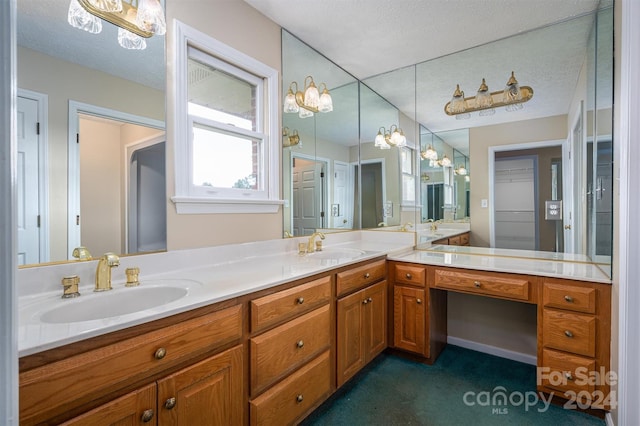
<box><xmin>18</xmin><ymin>231</ymin><xmax>414</xmax><ymax>357</ymax></box>
<box><xmin>389</xmin><ymin>245</ymin><xmax>612</xmax><ymax>284</ymax></box>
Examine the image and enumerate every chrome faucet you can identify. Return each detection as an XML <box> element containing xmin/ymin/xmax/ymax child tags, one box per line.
<box><xmin>307</xmin><ymin>232</ymin><xmax>325</xmax><ymax>253</ymax></box>
<box><xmin>400</xmin><ymin>222</ymin><xmax>414</xmax><ymax>232</ymax></box>
<box><xmin>95</xmin><ymin>252</ymin><xmax>119</xmax><ymax>292</ymax></box>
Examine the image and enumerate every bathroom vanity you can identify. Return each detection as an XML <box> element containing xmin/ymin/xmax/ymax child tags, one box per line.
<box><xmin>17</xmin><ymin>233</ymin><xmax>612</xmax><ymax>424</ymax></box>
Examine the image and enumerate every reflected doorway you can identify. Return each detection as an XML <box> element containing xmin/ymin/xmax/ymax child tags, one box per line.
<box><xmin>360</xmin><ymin>162</ymin><xmax>384</xmax><ymax>229</ymax></box>
<box><xmin>291</xmin><ymin>156</ymin><xmax>327</xmax><ymax>236</ymax></box>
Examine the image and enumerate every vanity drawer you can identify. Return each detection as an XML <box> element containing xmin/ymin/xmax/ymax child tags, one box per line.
<box><xmin>433</xmin><ymin>269</ymin><xmax>531</xmax><ymax>301</ymax></box>
<box><xmin>543</xmin><ymin>282</ymin><xmax>597</xmax><ymax>314</ymax></box>
<box><xmin>540</xmin><ymin>348</ymin><xmax>596</xmax><ymax>395</ymax></box>
<box><xmin>448</xmin><ymin>235</ymin><xmax>461</xmax><ymax>246</ymax></box>
<box><xmin>394</xmin><ymin>264</ymin><xmax>426</xmax><ymax>287</ymax></box>
<box><xmin>542</xmin><ymin>309</ymin><xmax>596</xmax><ymax>357</ymax></box>
<box><xmin>250</xmin><ymin>351</ymin><xmax>331</xmax><ymax>426</ymax></box>
<box><xmin>250</xmin><ymin>276</ymin><xmax>331</xmax><ymax>333</ymax></box>
<box><xmin>460</xmin><ymin>232</ymin><xmax>470</xmax><ymax>246</ymax></box>
<box><xmin>250</xmin><ymin>304</ymin><xmax>331</xmax><ymax>395</ymax></box>
<box><xmin>336</xmin><ymin>259</ymin><xmax>386</xmax><ymax>296</ymax></box>
<box><xmin>20</xmin><ymin>304</ymin><xmax>243</xmax><ymax>425</ymax></box>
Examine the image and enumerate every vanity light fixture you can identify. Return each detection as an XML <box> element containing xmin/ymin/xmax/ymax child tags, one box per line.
<box><xmin>68</xmin><ymin>0</ymin><xmax>166</xmax><ymax>50</ymax></box>
<box><xmin>420</xmin><ymin>145</ymin><xmax>438</xmax><ymax>161</ymax></box>
<box><xmin>455</xmin><ymin>164</ymin><xmax>468</xmax><ymax>176</ymax></box>
<box><xmin>282</xmin><ymin>127</ymin><xmax>301</xmax><ymax>148</ymax></box>
<box><xmin>283</xmin><ymin>76</ymin><xmax>333</xmax><ymax>118</ymax></box>
<box><xmin>444</xmin><ymin>72</ymin><xmax>533</xmax><ymax>118</ymax></box>
<box><xmin>439</xmin><ymin>155</ymin><xmax>452</xmax><ymax>168</ymax></box>
<box><xmin>374</xmin><ymin>124</ymin><xmax>407</xmax><ymax>149</ymax></box>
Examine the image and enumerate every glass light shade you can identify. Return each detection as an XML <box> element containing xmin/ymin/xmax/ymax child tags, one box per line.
<box><xmin>455</xmin><ymin>113</ymin><xmax>471</xmax><ymax>120</ymax></box>
<box><xmin>303</xmin><ymin>81</ymin><xmax>320</xmax><ymax>109</ymax></box>
<box><xmin>465</xmin><ymin>175</ymin><xmax>471</xmax><ymax>182</ymax></box>
<box><xmin>505</xmin><ymin>102</ymin><xmax>524</xmax><ymax>112</ymax></box>
<box><xmin>389</xmin><ymin>129</ymin><xmax>403</xmax><ymax>146</ymax></box>
<box><xmin>378</xmin><ymin>140</ymin><xmax>391</xmax><ymax>150</ymax></box>
<box><xmin>135</xmin><ymin>0</ymin><xmax>167</xmax><ymax>35</ymax></box>
<box><xmin>475</xmin><ymin>78</ymin><xmax>493</xmax><ymax>109</ymax></box>
<box><xmin>298</xmin><ymin>107</ymin><xmax>314</xmax><ymax>119</ymax></box>
<box><xmin>118</xmin><ymin>27</ymin><xmax>147</xmax><ymax>50</ymax></box>
<box><xmin>374</xmin><ymin>131</ymin><xmax>386</xmax><ymax>147</ymax></box>
<box><xmin>318</xmin><ymin>89</ymin><xmax>333</xmax><ymax>113</ymax></box>
<box><xmin>449</xmin><ymin>84</ymin><xmax>466</xmax><ymax>114</ymax></box>
<box><xmin>283</xmin><ymin>90</ymin><xmax>299</xmax><ymax>113</ymax></box>
<box><xmin>479</xmin><ymin>108</ymin><xmax>496</xmax><ymax>116</ymax></box>
<box><xmin>440</xmin><ymin>155</ymin><xmax>452</xmax><ymax>167</ymax></box>
<box><xmin>457</xmin><ymin>165</ymin><xmax>468</xmax><ymax>176</ymax></box>
<box><xmin>87</xmin><ymin>0</ymin><xmax>122</xmax><ymax>12</ymax></box>
<box><xmin>68</xmin><ymin>0</ymin><xmax>103</xmax><ymax>34</ymax></box>
<box><xmin>424</xmin><ymin>145</ymin><xmax>438</xmax><ymax>161</ymax></box>
<box><xmin>503</xmin><ymin>71</ymin><xmax>522</xmax><ymax>107</ymax></box>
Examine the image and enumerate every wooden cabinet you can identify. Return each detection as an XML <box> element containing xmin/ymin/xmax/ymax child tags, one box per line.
<box><xmin>62</xmin><ymin>346</ymin><xmax>243</xmax><ymax>426</ymax></box>
<box><xmin>537</xmin><ymin>278</ymin><xmax>612</xmax><ymax>409</ymax></box>
<box><xmin>389</xmin><ymin>262</ymin><xmax>447</xmax><ymax>363</ymax></box>
<box><xmin>19</xmin><ymin>305</ymin><xmax>243</xmax><ymax>425</ymax></box>
<box><xmin>249</xmin><ymin>275</ymin><xmax>333</xmax><ymax>425</ymax></box>
<box><xmin>432</xmin><ymin>231</ymin><xmax>470</xmax><ymax>246</ymax></box>
<box><xmin>433</xmin><ymin>267</ymin><xmax>534</xmax><ymax>303</ymax></box>
<box><xmin>336</xmin><ymin>280</ymin><xmax>387</xmax><ymax>387</ymax></box>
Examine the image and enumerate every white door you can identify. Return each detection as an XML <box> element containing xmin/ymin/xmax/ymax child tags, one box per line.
<box><xmin>333</xmin><ymin>161</ymin><xmax>350</xmax><ymax>228</ymax></box>
<box><xmin>17</xmin><ymin>96</ymin><xmax>40</xmax><ymax>265</ymax></box>
<box><xmin>292</xmin><ymin>157</ymin><xmax>323</xmax><ymax>236</ymax></box>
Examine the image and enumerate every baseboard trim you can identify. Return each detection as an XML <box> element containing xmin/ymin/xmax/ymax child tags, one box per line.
<box><xmin>605</xmin><ymin>412</ymin><xmax>614</xmax><ymax>426</ymax></box>
<box><xmin>447</xmin><ymin>337</ymin><xmax>537</xmax><ymax>365</ymax></box>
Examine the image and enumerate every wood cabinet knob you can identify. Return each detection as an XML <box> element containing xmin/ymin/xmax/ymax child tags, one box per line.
<box><xmin>296</xmin><ymin>297</ymin><xmax>304</xmax><ymax>305</ymax></box>
<box><xmin>362</xmin><ymin>298</ymin><xmax>368</xmax><ymax>305</ymax></box>
<box><xmin>565</xmin><ymin>372</ymin><xmax>574</xmax><ymax>381</ymax></box>
<box><xmin>141</xmin><ymin>409</ymin><xmax>154</xmax><ymax>423</ymax></box>
<box><xmin>364</xmin><ymin>273</ymin><xmax>370</xmax><ymax>279</ymax></box>
<box><xmin>564</xmin><ymin>330</ymin><xmax>574</xmax><ymax>338</ymax></box>
<box><xmin>296</xmin><ymin>394</ymin><xmax>304</xmax><ymax>403</ymax></box>
<box><xmin>416</xmin><ymin>298</ymin><xmax>422</xmax><ymax>304</ymax></box>
<box><xmin>164</xmin><ymin>397</ymin><xmax>176</xmax><ymax>410</ymax></box>
<box><xmin>296</xmin><ymin>340</ymin><xmax>304</xmax><ymax>348</ymax></box>
<box><xmin>406</xmin><ymin>273</ymin><xmax>412</xmax><ymax>279</ymax></box>
<box><xmin>564</xmin><ymin>295</ymin><xmax>574</xmax><ymax>303</ymax></box>
<box><xmin>154</xmin><ymin>347</ymin><xmax>167</xmax><ymax>360</ymax></box>
<box><xmin>474</xmin><ymin>281</ymin><xmax>481</xmax><ymax>288</ymax></box>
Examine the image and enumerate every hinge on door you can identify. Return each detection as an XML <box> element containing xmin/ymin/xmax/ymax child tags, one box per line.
<box><xmin>37</xmin><ymin>215</ymin><xmax>41</xmax><ymax>228</ymax></box>
<box><xmin>320</xmin><ymin>172</ymin><xmax>325</xmax><ymax>178</ymax></box>
<box><xmin>76</xmin><ymin>215</ymin><xmax>80</xmax><ymax>225</ymax></box>
<box><xmin>76</xmin><ymin>133</ymin><xmax>80</xmax><ymax>144</ymax></box>
<box><xmin>320</xmin><ymin>211</ymin><xmax>325</xmax><ymax>218</ymax></box>
<box><xmin>36</xmin><ymin>122</ymin><xmax>40</xmax><ymax>135</ymax></box>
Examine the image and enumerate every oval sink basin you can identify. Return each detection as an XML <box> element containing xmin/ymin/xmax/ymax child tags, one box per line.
<box><xmin>307</xmin><ymin>248</ymin><xmax>366</xmax><ymax>260</ymax></box>
<box><xmin>40</xmin><ymin>280</ymin><xmax>197</xmax><ymax>324</ymax></box>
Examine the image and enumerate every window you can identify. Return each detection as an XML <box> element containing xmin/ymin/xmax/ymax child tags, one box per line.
<box><xmin>401</xmin><ymin>147</ymin><xmax>416</xmax><ymax>205</ymax></box>
<box><xmin>172</xmin><ymin>21</ymin><xmax>282</xmax><ymax>213</ymax></box>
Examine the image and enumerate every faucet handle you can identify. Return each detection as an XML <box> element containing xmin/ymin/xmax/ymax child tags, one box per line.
<box><xmin>72</xmin><ymin>246</ymin><xmax>92</xmax><ymax>261</ymax></box>
<box><xmin>61</xmin><ymin>275</ymin><xmax>81</xmax><ymax>298</ymax></box>
<box><xmin>125</xmin><ymin>267</ymin><xmax>140</xmax><ymax>287</ymax></box>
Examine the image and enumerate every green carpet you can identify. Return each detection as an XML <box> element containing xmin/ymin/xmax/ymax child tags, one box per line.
<box><xmin>301</xmin><ymin>345</ymin><xmax>605</xmax><ymax>426</ymax></box>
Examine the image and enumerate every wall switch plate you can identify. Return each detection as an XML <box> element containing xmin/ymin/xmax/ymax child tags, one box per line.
<box><xmin>481</xmin><ymin>199</ymin><xmax>488</xmax><ymax>208</ymax></box>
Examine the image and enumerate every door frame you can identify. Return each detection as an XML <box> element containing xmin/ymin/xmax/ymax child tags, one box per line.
<box><xmin>289</xmin><ymin>152</ymin><xmax>331</xmax><ymax>233</ymax></box>
<box><xmin>359</xmin><ymin>158</ymin><xmax>387</xmax><ymax>226</ymax></box>
<box><xmin>18</xmin><ymin>88</ymin><xmax>49</xmax><ymax>263</ymax></box>
<box><xmin>67</xmin><ymin>100</ymin><xmax>164</xmax><ymax>259</ymax></box>
<box><xmin>488</xmin><ymin>139</ymin><xmax>568</xmax><ymax>249</ymax></box>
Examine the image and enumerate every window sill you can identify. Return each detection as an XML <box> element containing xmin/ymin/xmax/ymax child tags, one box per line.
<box><xmin>171</xmin><ymin>196</ymin><xmax>284</xmax><ymax>214</ymax></box>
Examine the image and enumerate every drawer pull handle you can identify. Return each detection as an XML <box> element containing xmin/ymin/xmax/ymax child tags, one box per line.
<box><xmin>565</xmin><ymin>372</ymin><xmax>574</xmax><ymax>381</ymax></box>
<box><xmin>296</xmin><ymin>340</ymin><xmax>304</xmax><ymax>348</ymax></box>
<box><xmin>141</xmin><ymin>409</ymin><xmax>154</xmax><ymax>423</ymax></box>
<box><xmin>154</xmin><ymin>347</ymin><xmax>167</xmax><ymax>360</ymax></box>
<box><xmin>406</xmin><ymin>273</ymin><xmax>412</xmax><ymax>279</ymax></box>
<box><xmin>297</xmin><ymin>297</ymin><xmax>305</xmax><ymax>305</ymax></box>
<box><xmin>416</xmin><ymin>298</ymin><xmax>422</xmax><ymax>304</ymax></box>
<box><xmin>363</xmin><ymin>298</ymin><xmax>369</xmax><ymax>305</ymax></box>
<box><xmin>296</xmin><ymin>394</ymin><xmax>304</xmax><ymax>403</ymax></box>
<box><xmin>364</xmin><ymin>273</ymin><xmax>370</xmax><ymax>279</ymax></box>
<box><xmin>564</xmin><ymin>330</ymin><xmax>574</xmax><ymax>338</ymax></box>
<box><xmin>474</xmin><ymin>281</ymin><xmax>481</xmax><ymax>288</ymax></box>
<box><xmin>164</xmin><ymin>397</ymin><xmax>176</xmax><ymax>410</ymax></box>
<box><xmin>564</xmin><ymin>295</ymin><xmax>574</xmax><ymax>303</ymax></box>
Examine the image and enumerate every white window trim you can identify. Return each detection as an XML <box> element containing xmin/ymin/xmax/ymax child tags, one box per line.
<box><xmin>172</xmin><ymin>20</ymin><xmax>283</xmax><ymax>214</ymax></box>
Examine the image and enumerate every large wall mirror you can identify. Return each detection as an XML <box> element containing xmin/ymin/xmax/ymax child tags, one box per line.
<box><xmin>16</xmin><ymin>0</ymin><xmax>166</xmax><ymax>266</ymax></box>
<box><xmin>283</xmin><ymin>1</ymin><xmax>614</xmax><ymax>276</ymax></box>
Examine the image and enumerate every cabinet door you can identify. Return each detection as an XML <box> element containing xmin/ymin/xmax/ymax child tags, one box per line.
<box><xmin>60</xmin><ymin>383</ymin><xmax>157</xmax><ymax>426</ymax></box>
<box><xmin>157</xmin><ymin>345</ymin><xmax>243</xmax><ymax>426</ymax></box>
<box><xmin>393</xmin><ymin>286</ymin><xmax>427</xmax><ymax>356</ymax></box>
<box><xmin>336</xmin><ymin>288</ymin><xmax>365</xmax><ymax>387</ymax></box>
<box><xmin>363</xmin><ymin>280</ymin><xmax>387</xmax><ymax>360</ymax></box>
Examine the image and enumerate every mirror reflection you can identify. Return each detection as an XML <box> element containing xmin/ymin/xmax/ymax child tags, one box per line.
<box><xmin>16</xmin><ymin>0</ymin><xmax>166</xmax><ymax>266</ymax></box>
<box><xmin>283</xmin><ymin>3</ymin><xmax>613</xmax><ymax>275</ymax></box>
